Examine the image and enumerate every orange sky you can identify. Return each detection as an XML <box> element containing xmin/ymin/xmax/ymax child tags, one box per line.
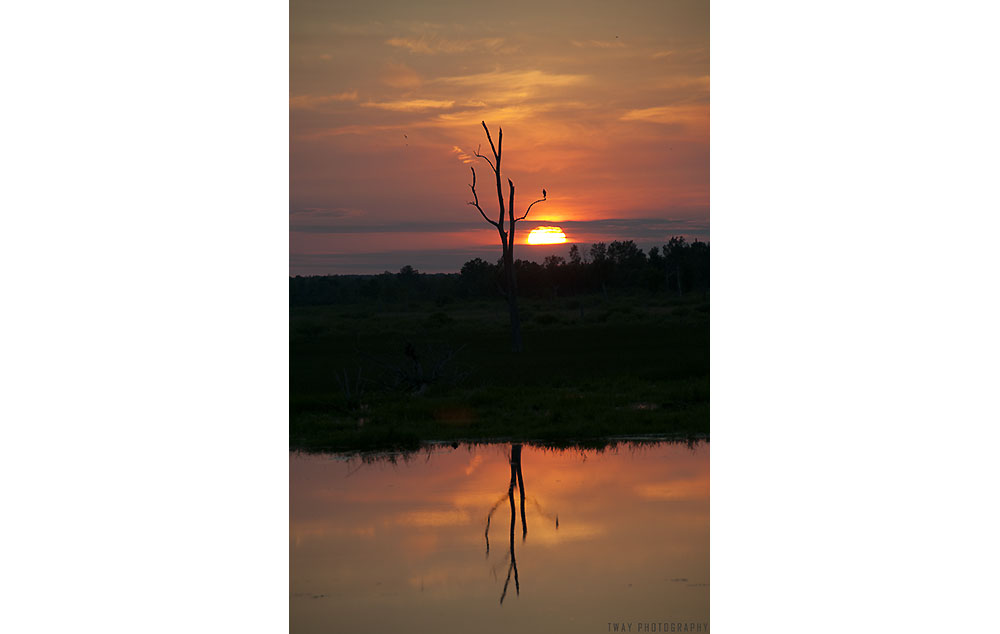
<box><xmin>290</xmin><ymin>0</ymin><xmax>709</xmax><ymax>274</ymax></box>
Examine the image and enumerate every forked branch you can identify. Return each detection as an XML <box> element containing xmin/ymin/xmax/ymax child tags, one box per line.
<box><xmin>515</xmin><ymin>194</ymin><xmax>547</xmax><ymax>222</ymax></box>
<box><xmin>468</xmin><ymin>167</ymin><xmax>500</xmax><ymax>229</ymax></box>
<box><xmin>473</xmin><ymin>144</ymin><xmax>497</xmax><ymax>173</ymax></box>
<box><xmin>482</xmin><ymin>121</ymin><xmax>501</xmax><ymax>161</ymax></box>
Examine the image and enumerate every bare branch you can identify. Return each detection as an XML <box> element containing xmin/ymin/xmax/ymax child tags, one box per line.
<box><xmin>484</xmin><ymin>492</ymin><xmax>508</xmax><ymax>555</ymax></box>
<box><xmin>469</xmin><ymin>167</ymin><xmax>500</xmax><ymax>229</ymax></box>
<box><xmin>514</xmin><ymin>196</ymin><xmax>546</xmax><ymax>222</ymax></box>
<box><xmin>469</xmin><ymin>201</ymin><xmax>501</xmax><ymax>228</ymax></box>
<box><xmin>473</xmin><ymin>143</ymin><xmax>497</xmax><ymax>173</ymax></box>
<box><xmin>479</xmin><ymin>122</ymin><xmax>505</xmax><ymax>226</ymax></box>
<box><xmin>481</xmin><ymin>121</ymin><xmax>499</xmax><ymax>160</ymax></box>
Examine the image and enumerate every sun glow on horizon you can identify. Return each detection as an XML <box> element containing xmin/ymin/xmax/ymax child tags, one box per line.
<box><xmin>526</xmin><ymin>226</ymin><xmax>567</xmax><ymax>245</ymax></box>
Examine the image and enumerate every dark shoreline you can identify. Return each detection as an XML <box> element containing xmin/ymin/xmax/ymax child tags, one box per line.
<box><xmin>290</xmin><ymin>433</ymin><xmax>710</xmax><ymax>458</ymax></box>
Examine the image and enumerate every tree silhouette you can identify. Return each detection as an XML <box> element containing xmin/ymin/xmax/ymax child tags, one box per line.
<box><xmin>568</xmin><ymin>244</ymin><xmax>582</xmax><ymax>266</ymax></box>
<box><xmin>289</xmin><ymin>239</ymin><xmax>710</xmax><ymax>306</ymax></box>
<box><xmin>664</xmin><ymin>236</ymin><xmax>688</xmax><ymax>297</ymax></box>
<box><xmin>467</xmin><ymin>121</ymin><xmax>546</xmax><ymax>352</ymax></box>
<box><xmin>483</xmin><ymin>444</ymin><xmax>560</xmax><ymax>605</ymax></box>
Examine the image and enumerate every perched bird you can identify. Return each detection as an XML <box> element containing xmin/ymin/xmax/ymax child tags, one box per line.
<box><xmin>542</xmin><ymin>188</ymin><xmax>547</xmax><ymax>198</ymax></box>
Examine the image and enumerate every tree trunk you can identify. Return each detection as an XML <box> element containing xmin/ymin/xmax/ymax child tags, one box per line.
<box><xmin>513</xmin><ymin>444</ymin><xmax>526</xmax><ymax>539</ymax></box>
<box><xmin>508</xmin><ymin>296</ymin><xmax>522</xmax><ymax>353</ymax></box>
<box><xmin>505</xmin><ymin>249</ymin><xmax>523</xmax><ymax>352</ymax></box>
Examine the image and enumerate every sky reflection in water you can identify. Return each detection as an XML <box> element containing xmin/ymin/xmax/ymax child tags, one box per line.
<box><xmin>290</xmin><ymin>441</ymin><xmax>709</xmax><ymax>632</ymax></box>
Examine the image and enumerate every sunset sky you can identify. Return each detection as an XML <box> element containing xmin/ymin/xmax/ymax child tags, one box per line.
<box><xmin>290</xmin><ymin>0</ymin><xmax>709</xmax><ymax>274</ymax></box>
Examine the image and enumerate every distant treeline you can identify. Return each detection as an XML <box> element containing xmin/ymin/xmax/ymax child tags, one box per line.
<box><xmin>290</xmin><ymin>237</ymin><xmax>709</xmax><ymax>306</ymax></box>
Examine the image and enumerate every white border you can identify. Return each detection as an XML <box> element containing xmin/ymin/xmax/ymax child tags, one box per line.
<box><xmin>1</xmin><ymin>1</ymin><xmax>288</xmax><ymax>631</ymax></box>
<box><xmin>713</xmin><ymin>1</ymin><xmax>1000</xmax><ymax>631</ymax></box>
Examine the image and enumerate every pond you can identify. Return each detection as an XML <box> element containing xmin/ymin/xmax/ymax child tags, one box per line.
<box><xmin>290</xmin><ymin>441</ymin><xmax>709</xmax><ymax>632</ymax></box>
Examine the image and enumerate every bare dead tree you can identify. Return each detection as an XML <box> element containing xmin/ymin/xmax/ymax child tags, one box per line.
<box><xmin>483</xmin><ymin>443</ymin><xmax>560</xmax><ymax>605</ymax></box>
<box><xmin>499</xmin><ymin>444</ymin><xmax>521</xmax><ymax>604</ymax></box>
<box><xmin>499</xmin><ymin>467</ymin><xmax>518</xmax><ymax>604</ymax></box>
<box><xmin>467</xmin><ymin>121</ymin><xmax>546</xmax><ymax>353</ymax></box>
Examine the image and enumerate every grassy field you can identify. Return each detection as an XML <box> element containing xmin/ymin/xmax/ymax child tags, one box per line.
<box><xmin>290</xmin><ymin>291</ymin><xmax>709</xmax><ymax>452</ymax></box>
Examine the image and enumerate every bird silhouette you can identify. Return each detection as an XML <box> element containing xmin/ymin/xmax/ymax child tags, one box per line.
<box><xmin>542</xmin><ymin>188</ymin><xmax>547</xmax><ymax>198</ymax></box>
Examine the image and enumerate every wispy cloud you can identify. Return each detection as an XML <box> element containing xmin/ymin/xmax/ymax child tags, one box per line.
<box><xmin>295</xmin><ymin>123</ymin><xmax>409</xmax><ymax>140</ymax></box>
<box><xmin>463</xmin><ymin>454</ymin><xmax>484</xmax><ymax>476</ymax></box>
<box><xmin>386</xmin><ymin>36</ymin><xmax>505</xmax><ymax>55</ymax></box>
<box><xmin>431</xmin><ymin>105</ymin><xmax>539</xmax><ymax>127</ymax></box>
<box><xmin>655</xmin><ymin>75</ymin><xmax>710</xmax><ymax>93</ymax></box>
<box><xmin>572</xmin><ymin>39</ymin><xmax>625</xmax><ymax>49</ymax></box>
<box><xmin>289</xmin><ymin>91</ymin><xmax>358</xmax><ymax>110</ymax></box>
<box><xmin>290</xmin><ymin>207</ymin><xmax>366</xmax><ymax>220</ymax></box>
<box><xmin>431</xmin><ymin>70</ymin><xmax>590</xmax><ymax>108</ymax></box>
<box><xmin>361</xmin><ymin>99</ymin><xmax>455</xmax><ymax>112</ymax></box>
<box><xmin>438</xmin><ymin>69</ymin><xmax>588</xmax><ymax>89</ymax></box>
<box><xmin>327</xmin><ymin>21</ymin><xmax>385</xmax><ymax>36</ymax></box>
<box><xmin>451</xmin><ymin>145</ymin><xmax>475</xmax><ymax>164</ymax></box>
<box><xmin>620</xmin><ymin>104</ymin><xmax>705</xmax><ymax>125</ymax></box>
<box><xmin>290</xmin><ymin>208</ymin><xmax>369</xmax><ymax>234</ymax></box>
<box><xmin>291</xmin><ymin>221</ymin><xmax>479</xmax><ymax>235</ymax></box>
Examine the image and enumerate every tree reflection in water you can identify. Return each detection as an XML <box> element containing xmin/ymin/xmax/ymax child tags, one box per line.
<box><xmin>484</xmin><ymin>444</ymin><xmax>559</xmax><ymax>605</ymax></box>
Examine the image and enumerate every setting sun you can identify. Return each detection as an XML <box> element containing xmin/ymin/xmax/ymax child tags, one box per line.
<box><xmin>526</xmin><ymin>226</ymin><xmax>567</xmax><ymax>245</ymax></box>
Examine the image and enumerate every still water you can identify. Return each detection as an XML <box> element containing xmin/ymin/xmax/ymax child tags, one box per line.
<box><xmin>290</xmin><ymin>441</ymin><xmax>709</xmax><ymax>632</ymax></box>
